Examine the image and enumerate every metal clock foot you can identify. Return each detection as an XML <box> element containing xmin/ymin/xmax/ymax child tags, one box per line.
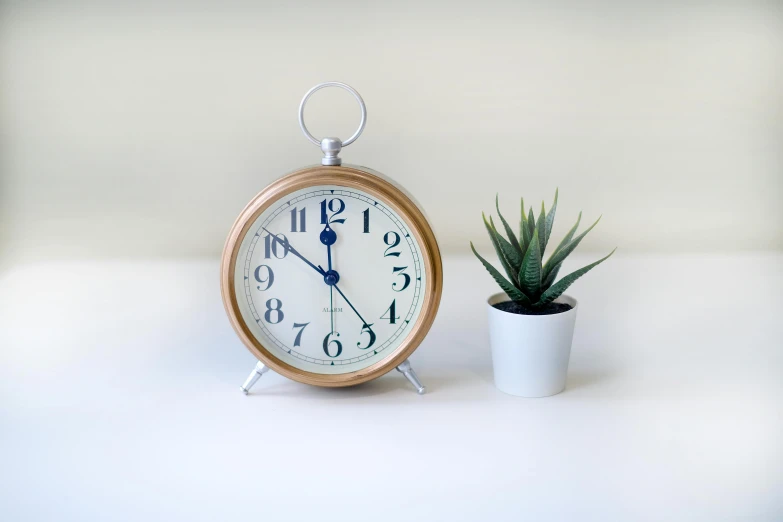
<box><xmin>396</xmin><ymin>359</ymin><xmax>426</xmax><ymax>395</ymax></box>
<box><xmin>240</xmin><ymin>361</ymin><xmax>270</xmax><ymax>395</ymax></box>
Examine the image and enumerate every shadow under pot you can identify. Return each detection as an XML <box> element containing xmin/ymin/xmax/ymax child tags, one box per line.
<box><xmin>486</xmin><ymin>292</ymin><xmax>578</xmax><ymax>397</ymax></box>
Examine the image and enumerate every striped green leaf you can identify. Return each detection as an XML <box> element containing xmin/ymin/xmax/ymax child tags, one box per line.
<box><xmin>483</xmin><ymin>213</ymin><xmax>518</xmax><ymax>285</ymax></box>
<box><xmin>496</xmin><ymin>195</ymin><xmax>524</xmax><ymax>258</ymax></box>
<box><xmin>537</xmin><ymin>201</ymin><xmax>547</xmax><ymax>255</ymax></box>
<box><xmin>519</xmin><ymin>227</ymin><xmax>542</xmax><ymax>298</ymax></box>
<box><xmin>544</xmin><ymin>188</ymin><xmax>558</xmax><ymax>247</ymax></box>
<box><xmin>542</xmin><ymin>261</ymin><xmax>561</xmax><ymax>289</ymax></box>
<box><xmin>549</xmin><ymin>211</ymin><xmax>581</xmax><ymax>262</ymax></box>
<box><xmin>527</xmin><ymin>207</ymin><xmax>536</xmax><ymax>241</ymax></box>
<box><xmin>471</xmin><ymin>242</ymin><xmax>531</xmax><ymax>304</ymax></box>
<box><xmin>537</xmin><ymin>249</ymin><xmax>616</xmax><ymax>305</ymax></box>
<box><xmin>543</xmin><ymin>215</ymin><xmax>601</xmax><ymax>280</ymax></box>
<box><xmin>490</xmin><ymin>216</ymin><xmax>523</xmax><ymax>273</ymax></box>
<box><xmin>519</xmin><ymin>198</ymin><xmax>531</xmax><ymax>253</ymax></box>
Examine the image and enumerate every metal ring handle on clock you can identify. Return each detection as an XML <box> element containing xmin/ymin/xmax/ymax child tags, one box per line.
<box><xmin>298</xmin><ymin>82</ymin><xmax>367</xmax><ymax>166</ymax></box>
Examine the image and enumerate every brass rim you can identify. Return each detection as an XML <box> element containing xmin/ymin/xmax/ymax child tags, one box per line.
<box><xmin>220</xmin><ymin>165</ymin><xmax>443</xmax><ymax>387</ymax></box>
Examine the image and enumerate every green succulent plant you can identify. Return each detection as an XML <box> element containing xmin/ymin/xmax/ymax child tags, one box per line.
<box><xmin>470</xmin><ymin>190</ymin><xmax>615</xmax><ymax>308</ymax></box>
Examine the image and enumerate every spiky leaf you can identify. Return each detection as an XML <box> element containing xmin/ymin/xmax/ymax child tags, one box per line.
<box><xmin>483</xmin><ymin>213</ymin><xmax>518</xmax><ymax>285</ymax></box>
<box><xmin>542</xmin><ymin>262</ymin><xmax>561</xmax><ymax>290</ymax></box>
<box><xmin>470</xmin><ymin>242</ymin><xmax>531</xmax><ymax>304</ymax></box>
<box><xmin>537</xmin><ymin>249</ymin><xmax>616</xmax><ymax>305</ymax></box>
<box><xmin>490</xmin><ymin>216</ymin><xmax>523</xmax><ymax>273</ymax></box>
<box><xmin>537</xmin><ymin>202</ymin><xmax>547</xmax><ymax>255</ymax></box>
<box><xmin>544</xmin><ymin>188</ymin><xmax>558</xmax><ymax>246</ymax></box>
<box><xmin>543</xmin><ymin>215</ymin><xmax>601</xmax><ymax>280</ymax></box>
<box><xmin>519</xmin><ymin>198</ymin><xmax>531</xmax><ymax>253</ymax></box>
<box><xmin>495</xmin><ymin>195</ymin><xmax>524</xmax><ymax>258</ymax></box>
<box><xmin>527</xmin><ymin>207</ymin><xmax>536</xmax><ymax>240</ymax></box>
<box><xmin>549</xmin><ymin>211</ymin><xmax>581</xmax><ymax>261</ymax></box>
<box><xmin>519</xmin><ymin>227</ymin><xmax>542</xmax><ymax>298</ymax></box>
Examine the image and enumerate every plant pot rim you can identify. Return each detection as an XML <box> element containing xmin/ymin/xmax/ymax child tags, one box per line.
<box><xmin>486</xmin><ymin>292</ymin><xmax>578</xmax><ymax>318</ymax></box>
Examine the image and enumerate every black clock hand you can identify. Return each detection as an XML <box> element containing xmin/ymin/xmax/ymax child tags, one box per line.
<box><xmin>328</xmin><ymin>242</ymin><xmax>334</xmax><ymax>334</ymax></box>
<box><xmin>319</xmin><ymin>225</ymin><xmax>337</xmax><ymax>271</ymax></box>
<box><xmin>320</xmin><ymin>225</ymin><xmax>338</xmax><ymax>333</ymax></box>
<box><xmin>262</xmin><ymin>227</ymin><xmax>325</xmax><ymax>276</ymax></box>
<box><xmin>332</xmin><ymin>283</ymin><xmax>373</xmax><ymax>332</ymax></box>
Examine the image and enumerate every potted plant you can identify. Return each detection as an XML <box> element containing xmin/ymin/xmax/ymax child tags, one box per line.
<box><xmin>471</xmin><ymin>190</ymin><xmax>615</xmax><ymax>397</ymax></box>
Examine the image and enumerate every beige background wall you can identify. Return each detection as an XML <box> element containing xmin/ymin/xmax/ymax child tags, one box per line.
<box><xmin>1</xmin><ymin>1</ymin><xmax>781</xmax><ymax>261</ymax></box>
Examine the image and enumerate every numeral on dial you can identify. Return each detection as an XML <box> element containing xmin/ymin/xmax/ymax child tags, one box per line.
<box><xmin>322</xmin><ymin>332</ymin><xmax>342</xmax><ymax>358</ymax></box>
<box><xmin>290</xmin><ymin>207</ymin><xmax>306</xmax><ymax>232</ymax></box>
<box><xmin>264</xmin><ymin>298</ymin><xmax>284</xmax><ymax>324</ymax></box>
<box><xmin>264</xmin><ymin>233</ymin><xmax>289</xmax><ymax>259</ymax></box>
<box><xmin>254</xmin><ymin>265</ymin><xmax>274</xmax><ymax>291</ymax></box>
<box><xmin>383</xmin><ymin>232</ymin><xmax>401</xmax><ymax>257</ymax></box>
<box><xmin>292</xmin><ymin>322</ymin><xmax>310</xmax><ymax>347</ymax></box>
<box><xmin>392</xmin><ymin>266</ymin><xmax>410</xmax><ymax>292</ymax></box>
<box><xmin>320</xmin><ymin>198</ymin><xmax>346</xmax><ymax>225</ymax></box>
<box><xmin>381</xmin><ymin>299</ymin><xmax>400</xmax><ymax>324</ymax></box>
<box><xmin>362</xmin><ymin>208</ymin><xmax>370</xmax><ymax>233</ymax></box>
<box><xmin>357</xmin><ymin>323</ymin><xmax>376</xmax><ymax>349</ymax></box>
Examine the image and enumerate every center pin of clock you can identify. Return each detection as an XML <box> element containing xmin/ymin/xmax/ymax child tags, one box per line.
<box><xmin>323</xmin><ymin>270</ymin><xmax>340</xmax><ymax>286</ymax></box>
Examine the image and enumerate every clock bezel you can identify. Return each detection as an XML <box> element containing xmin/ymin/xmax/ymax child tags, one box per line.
<box><xmin>221</xmin><ymin>165</ymin><xmax>443</xmax><ymax>387</ymax></box>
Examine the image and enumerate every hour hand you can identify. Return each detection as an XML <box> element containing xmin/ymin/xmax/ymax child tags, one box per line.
<box><xmin>262</xmin><ymin>227</ymin><xmax>325</xmax><ymax>276</ymax></box>
<box><xmin>319</xmin><ymin>225</ymin><xmax>337</xmax><ymax>272</ymax></box>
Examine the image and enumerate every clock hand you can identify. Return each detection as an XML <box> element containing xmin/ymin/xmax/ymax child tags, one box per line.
<box><xmin>320</xmin><ymin>224</ymin><xmax>338</xmax><ymax>333</ymax></box>
<box><xmin>262</xmin><ymin>227</ymin><xmax>325</xmax><ymax>276</ymax></box>
<box><xmin>319</xmin><ymin>225</ymin><xmax>337</xmax><ymax>271</ymax></box>
<box><xmin>328</xmin><ymin>243</ymin><xmax>334</xmax><ymax>334</ymax></box>
<box><xmin>332</xmin><ymin>283</ymin><xmax>373</xmax><ymax>333</ymax></box>
<box><xmin>329</xmin><ymin>285</ymin><xmax>334</xmax><ymax>335</ymax></box>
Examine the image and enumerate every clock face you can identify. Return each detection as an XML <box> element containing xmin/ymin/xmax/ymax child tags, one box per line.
<box><xmin>233</xmin><ymin>184</ymin><xmax>428</xmax><ymax>375</ymax></box>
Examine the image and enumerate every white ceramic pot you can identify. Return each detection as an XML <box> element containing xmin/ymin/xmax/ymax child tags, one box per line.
<box><xmin>487</xmin><ymin>292</ymin><xmax>578</xmax><ymax>397</ymax></box>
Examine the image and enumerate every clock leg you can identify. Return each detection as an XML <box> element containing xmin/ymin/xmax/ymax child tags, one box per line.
<box><xmin>240</xmin><ymin>360</ymin><xmax>270</xmax><ymax>395</ymax></box>
<box><xmin>396</xmin><ymin>359</ymin><xmax>426</xmax><ymax>395</ymax></box>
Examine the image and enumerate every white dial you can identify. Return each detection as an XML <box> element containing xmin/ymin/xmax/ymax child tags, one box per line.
<box><xmin>233</xmin><ymin>184</ymin><xmax>427</xmax><ymax>374</ymax></box>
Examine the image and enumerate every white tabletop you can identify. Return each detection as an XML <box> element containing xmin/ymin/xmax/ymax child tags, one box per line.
<box><xmin>1</xmin><ymin>254</ymin><xmax>781</xmax><ymax>521</ymax></box>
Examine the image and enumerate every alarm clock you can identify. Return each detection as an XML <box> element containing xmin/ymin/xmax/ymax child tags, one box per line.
<box><xmin>221</xmin><ymin>82</ymin><xmax>443</xmax><ymax>395</ymax></box>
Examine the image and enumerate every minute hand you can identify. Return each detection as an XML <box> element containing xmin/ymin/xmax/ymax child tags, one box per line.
<box><xmin>332</xmin><ymin>283</ymin><xmax>373</xmax><ymax>332</ymax></box>
<box><xmin>262</xmin><ymin>227</ymin><xmax>325</xmax><ymax>276</ymax></box>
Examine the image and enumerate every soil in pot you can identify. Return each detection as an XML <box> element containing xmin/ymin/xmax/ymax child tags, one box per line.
<box><xmin>492</xmin><ymin>301</ymin><xmax>573</xmax><ymax>316</ymax></box>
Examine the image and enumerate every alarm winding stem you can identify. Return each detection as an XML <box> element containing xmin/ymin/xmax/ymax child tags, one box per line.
<box><xmin>298</xmin><ymin>81</ymin><xmax>367</xmax><ymax>166</ymax></box>
<box><xmin>320</xmin><ymin>137</ymin><xmax>343</xmax><ymax>166</ymax></box>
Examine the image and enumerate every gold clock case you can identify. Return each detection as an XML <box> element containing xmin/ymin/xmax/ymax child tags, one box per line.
<box><xmin>221</xmin><ymin>165</ymin><xmax>443</xmax><ymax>387</ymax></box>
